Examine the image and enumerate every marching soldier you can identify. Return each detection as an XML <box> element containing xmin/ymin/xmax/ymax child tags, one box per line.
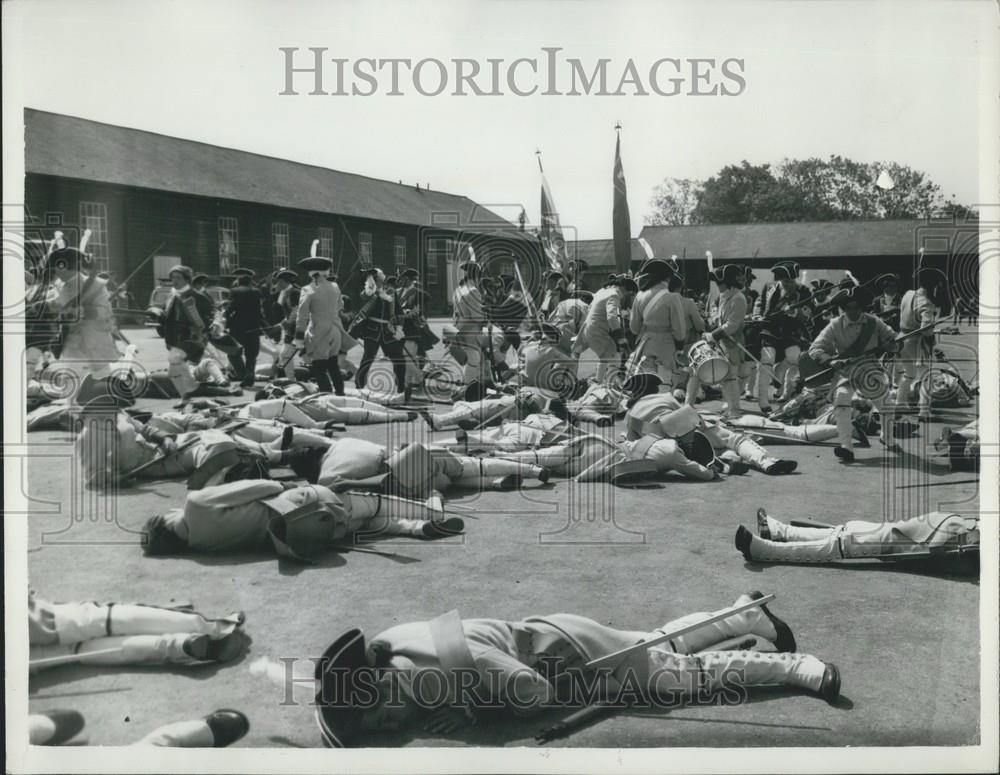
<box><xmin>692</xmin><ymin>264</ymin><xmax>747</xmax><ymax>419</ymax></box>
<box><xmin>806</xmin><ymin>285</ymin><xmax>898</xmax><ymax>462</ymax></box>
<box><xmin>140</xmin><ymin>479</ymin><xmax>465</xmax><ymax>561</ymax></box>
<box><xmin>397</xmin><ymin>268</ymin><xmax>429</xmax><ymax>401</ymax></box>
<box><xmin>313</xmin><ymin>593</ymin><xmax>838</xmax><ymax>746</ymax></box>
<box><xmin>227</xmin><ymin>268</ymin><xmax>265</xmax><ymax>387</ymax></box>
<box><xmin>153</xmin><ymin>265</ymin><xmax>215</xmax><ymax>399</ymax></box>
<box><xmin>452</xmin><ymin>257</ymin><xmax>490</xmax><ymax>389</ymax></box>
<box><xmin>573</xmin><ymin>275</ymin><xmax>637</xmax><ymax>384</ymax></box>
<box><xmin>629</xmin><ymin>258</ymin><xmax>687</xmax><ymax>388</ymax></box>
<box><xmin>352</xmin><ymin>267</ymin><xmax>406</xmax><ymax>393</ymax></box>
<box><xmin>736</xmin><ymin>508</ymin><xmax>978</xmax><ymax>568</ymax></box>
<box><xmin>895</xmin><ymin>266</ymin><xmax>944</xmax><ymax>421</ymax></box>
<box><xmin>295</xmin><ymin>248</ymin><xmax>346</xmax><ymax>396</ymax></box>
<box><xmin>752</xmin><ymin>262</ymin><xmax>813</xmax><ymax>413</ymax></box>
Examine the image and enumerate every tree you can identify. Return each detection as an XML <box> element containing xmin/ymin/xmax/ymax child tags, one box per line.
<box><xmin>645</xmin><ymin>155</ymin><xmax>973</xmax><ymax>225</ymax></box>
<box><xmin>646</xmin><ymin>178</ymin><xmax>703</xmax><ymax>226</ymax></box>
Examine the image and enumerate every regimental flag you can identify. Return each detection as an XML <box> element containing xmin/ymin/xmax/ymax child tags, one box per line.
<box><xmin>538</xmin><ymin>155</ymin><xmax>567</xmax><ymax>272</ymax></box>
<box><xmin>612</xmin><ymin>133</ymin><xmax>633</xmax><ymax>274</ymax></box>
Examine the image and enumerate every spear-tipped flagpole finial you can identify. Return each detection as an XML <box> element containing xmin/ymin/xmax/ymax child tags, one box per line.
<box><xmin>615</xmin><ymin>121</ymin><xmax>622</xmax><ymax>133</ymax></box>
<box><xmin>535</xmin><ymin>148</ymin><xmax>543</xmax><ymax>173</ymax></box>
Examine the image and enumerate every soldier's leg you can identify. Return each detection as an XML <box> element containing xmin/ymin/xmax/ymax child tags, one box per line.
<box><xmin>757</xmin><ymin>345</ymin><xmax>777</xmax><ymax>411</ymax></box>
<box><xmin>242</xmin><ymin>335</ymin><xmax>260</xmax><ymax>383</ymax></box>
<box><xmin>779</xmin><ymin>345</ymin><xmax>800</xmax><ymax>400</ymax></box>
<box><xmin>343</xmin><ymin>492</ymin><xmax>458</xmax><ymax>539</ymax></box>
<box><xmin>46</xmin><ymin>601</ymin><xmax>241</xmax><ymax>644</ymax></box>
<box><xmin>308</xmin><ymin>356</ymin><xmax>333</xmax><ymax>393</ymax></box>
<box><xmin>647</xmin><ymin>593</ymin><xmax>788</xmax><ymax>655</ymax></box>
<box><xmin>323</xmin><ymin>357</ymin><xmax>345</xmax><ymax>396</ymax></box>
<box><xmin>452</xmin><ymin>455</ymin><xmax>546</xmax><ymax>481</ymax></box>
<box><xmin>30</xmin><ymin>633</ymin><xmax>214</xmax><ymax>669</ymax></box>
<box><xmin>646</xmin><ymin>649</ymin><xmax>829</xmax><ymax>700</ymax></box>
<box><xmin>243</xmin><ymin>399</ymin><xmax>322</xmax><ymax>429</ymax></box>
<box><xmin>463</xmin><ymin>333</ymin><xmax>485</xmax><ymax>386</ymax></box>
<box><xmin>704</xmin><ymin>425</ymin><xmax>792</xmax><ymax>474</ymax></box>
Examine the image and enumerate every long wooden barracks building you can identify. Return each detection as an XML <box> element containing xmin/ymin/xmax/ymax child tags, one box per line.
<box><xmin>23</xmin><ymin>108</ymin><xmax>515</xmax><ymax>315</ymax></box>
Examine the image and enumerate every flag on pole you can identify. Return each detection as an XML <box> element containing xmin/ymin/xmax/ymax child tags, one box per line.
<box><xmin>538</xmin><ymin>153</ymin><xmax>567</xmax><ymax>272</ymax></box>
<box><xmin>612</xmin><ymin>131</ymin><xmax>632</xmax><ymax>274</ymax></box>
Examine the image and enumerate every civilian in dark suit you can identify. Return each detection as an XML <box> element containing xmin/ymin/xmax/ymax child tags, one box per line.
<box><xmin>226</xmin><ymin>269</ymin><xmax>265</xmax><ymax>387</ymax></box>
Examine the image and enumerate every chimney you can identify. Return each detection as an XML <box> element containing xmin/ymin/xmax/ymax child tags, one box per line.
<box><xmin>415</xmin><ymin>182</ymin><xmax>420</xmax><ymax>191</ymax></box>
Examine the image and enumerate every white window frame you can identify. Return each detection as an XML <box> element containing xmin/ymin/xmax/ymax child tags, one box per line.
<box><xmin>318</xmin><ymin>227</ymin><xmax>334</xmax><ymax>260</ymax></box>
<box><xmin>394</xmin><ymin>236</ymin><xmax>407</xmax><ymax>267</ymax></box>
<box><xmin>272</xmin><ymin>222</ymin><xmax>290</xmax><ymax>268</ymax></box>
<box><xmin>78</xmin><ymin>201</ymin><xmax>110</xmax><ymax>272</ymax></box>
<box><xmin>359</xmin><ymin>231</ymin><xmax>373</xmax><ymax>266</ymax></box>
<box><xmin>218</xmin><ymin>217</ymin><xmax>239</xmax><ymax>274</ymax></box>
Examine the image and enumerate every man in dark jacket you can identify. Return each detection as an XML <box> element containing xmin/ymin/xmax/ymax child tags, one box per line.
<box><xmin>157</xmin><ymin>265</ymin><xmax>216</xmax><ymax>398</ymax></box>
<box><xmin>227</xmin><ymin>268</ymin><xmax>265</xmax><ymax>386</ymax></box>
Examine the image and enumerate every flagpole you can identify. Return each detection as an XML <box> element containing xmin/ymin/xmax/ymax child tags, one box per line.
<box><xmin>535</xmin><ymin>148</ymin><xmax>543</xmax><ymax>173</ymax></box>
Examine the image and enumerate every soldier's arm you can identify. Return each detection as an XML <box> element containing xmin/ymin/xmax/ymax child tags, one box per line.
<box><xmin>294</xmin><ymin>288</ymin><xmax>311</xmax><ymax>339</ymax></box>
<box><xmin>808</xmin><ymin>321</ymin><xmax>838</xmax><ymax>363</ymax></box>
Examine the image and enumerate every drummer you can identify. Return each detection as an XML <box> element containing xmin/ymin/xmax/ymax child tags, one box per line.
<box><xmin>686</xmin><ymin>264</ymin><xmax>746</xmax><ymax>420</ymax></box>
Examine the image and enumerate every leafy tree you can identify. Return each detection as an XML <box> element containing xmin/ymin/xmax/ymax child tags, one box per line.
<box><xmin>646</xmin><ymin>178</ymin><xmax>703</xmax><ymax>226</ymax></box>
<box><xmin>646</xmin><ymin>155</ymin><xmax>972</xmax><ymax>224</ymax></box>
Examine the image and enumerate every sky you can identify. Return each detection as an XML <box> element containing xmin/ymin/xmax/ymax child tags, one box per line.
<box><xmin>3</xmin><ymin>0</ymin><xmax>995</xmax><ymax>239</ymax></box>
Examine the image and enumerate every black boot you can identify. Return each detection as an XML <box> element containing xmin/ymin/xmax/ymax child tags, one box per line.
<box><xmin>309</xmin><ymin>361</ymin><xmax>332</xmax><ymax>393</ymax></box>
<box><xmin>326</xmin><ymin>358</ymin><xmax>345</xmax><ymax>396</ymax></box>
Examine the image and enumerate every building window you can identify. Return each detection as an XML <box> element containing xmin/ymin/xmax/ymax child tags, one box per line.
<box><xmin>272</xmin><ymin>223</ymin><xmax>290</xmax><ymax>268</ymax></box>
<box><xmin>78</xmin><ymin>201</ymin><xmax>109</xmax><ymax>272</ymax></box>
<box><xmin>318</xmin><ymin>227</ymin><xmax>334</xmax><ymax>259</ymax></box>
<box><xmin>425</xmin><ymin>238</ymin><xmax>449</xmax><ymax>285</ymax></box>
<box><xmin>394</xmin><ymin>236</ymin><xmax>407</xmax><ymax>267</ymax></box>
<box><xmin>358</xmin><ymin>232</ymin><xmax>372</xmax><ymax>266</ymax></box>
<box><xmin>218</xmin><ymin>217</ymin><xmax>239</xmax><ymax>274</ymax></box>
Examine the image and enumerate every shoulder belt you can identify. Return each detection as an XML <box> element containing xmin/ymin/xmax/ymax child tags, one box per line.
<box><xmin>641</xmin><ymin>286</ymin><xmax>674</xmax><ymax>318</ymax></box>
<box><xmin>841</xmin><ymin>316</ymin><xmax>878</xmax><ymax>359</ymax></box>
<box><xmin>428</xmin><ymin>610</ymin><xmax>481</xmax><ymax>706</ymax></box>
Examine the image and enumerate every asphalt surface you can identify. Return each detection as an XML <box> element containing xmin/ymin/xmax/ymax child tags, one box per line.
<box><xmin>24</xmin><ymin>322</ymin><xmax>981</xmax><ymax>748</ymax></box>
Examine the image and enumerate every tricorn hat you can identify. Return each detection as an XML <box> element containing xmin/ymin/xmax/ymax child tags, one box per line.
<box><xmin>47</xmin><ymin>229</ymin><xmax>93</xmax><ymax>273</ymax></box>
<box><xmin>771</xmin><ymin>261</ymin><xmax>799</xmax><ymax>280</ymax></box>
<box><xmin>315</xmin><ymin>628</ymin><xmax>373</xmax><ymax>748</ymax></box>
<box><xmin>688</xmin><ymin>430</ymin><xmax>716</xmax><ymax>466</ymax></box>
<box><xmin>573</xmin><ymin>290</ymin><xmax>594</xmax><ymax>304</ymax></box>
<box><xmin>835</xmin><ymin>285</ymin><xmax>874</xmax><ymax>309</ymax></box>
<box><xmin>232</xmin><ymin>268</ymin><xmax>256</xmax><ymax>278</ymax></box>
<box><xmin>617</xmin><ymin>276</ymin><xmax>639</xmax><ymax>294</ymax></box>
<box><xmin>192</xmin><ymin>273</ymin><xmax>210</xmax><ymax>285</ymax></box>
<box><xmin>275</xmin><ymin>269</ymin><xmax>298</xmax><ymax>284</ymax></box>
<box><xmin>711</xmin><ymin>264</ymin><xmax>744</xmax><ymax>286</ymax></box>
<box><xmin>874</xmin><ymin>273</ymin><xmax>900</xmax><ymax>291</ymax></box>
<box><xmin>299</xmin><ymin>256</ymin><xmax>333</xmax><ymax>273</ymax></box>
<box><xmin>401</xmin><ymin>268</ymin><xmax>420</xmax><ymax>280</ymax></box>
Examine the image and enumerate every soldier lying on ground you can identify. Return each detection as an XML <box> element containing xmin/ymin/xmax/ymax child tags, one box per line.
<box><xmin>286</xmin><ymin>438</ymin><xmax>550</xmax><ymax>495</ymax></box>
<box><xmin>422</xmin><ymin>388</ymin><xmax>564</xmax><ymax>432</ymax></box>
<box><xmin>238</xmin><ymin>392</ymin><xmax>416</xmax><ymax>427</ymax></box>
<box><xmin>28</xmin><ymin>590</ymin><xmax>249</xmax><ymax>671</ymax></box>
<box><xmin>141</xmin><ymin>479</ymin><xmax>465</xmax><ymax>561</ymax></box>
<box><xmin>312</xmin><ymin>592</ymin><xmax>839</xmax><ymax>747</ymax></box>
<box><xmin>624</xmin><ymin>374</ymin><xmax>798</xmax><ymax>476</ymax></box>
<box><xmin>735</xmin><ymin>508</ymin><xmax>979</xmax><ymax>567</ymax></box>
<box><xmin>74</xmin><ymin>395</ymin><xmax>279</xmax><ymax>489</ymax></box>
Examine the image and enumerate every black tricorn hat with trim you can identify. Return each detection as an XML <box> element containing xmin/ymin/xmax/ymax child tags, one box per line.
<box><xmin>711</xmin><ymin>264</ymin><xmax>744</xmax><ymax>286</ymax></box>
<box><xmin>275</xmin><ymin>269</ymin><xmax>298</xmax><ymax>284</ymax></box>
<box><xmin>299</xmin><ymin>256</ymin><xmax>333</xmax><ymax>273</ymax></box>
<box><xmin>315</xmin><ymin>628</ymin><xmax>371</xmax><ymax>748</ymax></box>
<box><xmin>622</xmin><ymin>372</ymin><xmax>663</xmax><ymax>397</ymax></box>
<box><xmin>835</xmin><ymin>284</ymin><xmax>874</xmax><ymax>308</ymax></box>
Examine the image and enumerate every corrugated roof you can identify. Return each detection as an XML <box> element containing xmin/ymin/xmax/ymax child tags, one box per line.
<box><xmin>25</xmin><ymin>108</ymin><xmax>509</xmax><ymax>229</ymax></box>
<box><xmin>639</xmin><ymin>220</ymin><xmax>976</xmax><ymax>261</ymax></box>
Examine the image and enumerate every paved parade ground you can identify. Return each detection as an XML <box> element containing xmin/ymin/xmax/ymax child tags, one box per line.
<box><xmin>23</xmin><ymin>322</ymin><xmax>981</xmax><ymax>748</ymax></box>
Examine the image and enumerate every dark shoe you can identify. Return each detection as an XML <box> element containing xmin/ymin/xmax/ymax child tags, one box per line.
<box><xmin>833</xmin><ymin>446</ymin><xmax>855</xmax><ymax>463</ymax></box>
<box><xmin>537</xmin><ymin>468</ymin><xmax>551</xmax><ymax>484</ymax></box>
<box><xmin>756</xmin><ymin>507</ymin><xmax>771</xmax><ymax>540</ymax></box>
<box><xmin>764</xmin><ymin>459</ymin><xmax>798</xmax><ymax>475</ymax></box>
<box><xmin>456</xmin><ymin>419</ymin><xmax>479</xmax><ymax>431</ymax></box>
<box><xmin>759</xmin><ymin>406</ymin><xmax>772</xmax><ymax>418</ymax></box>
<box><xmin>494</xmin><ymin>474</ymin><xmax>523</xmax><ymax>491</ymax></box>
<box><xmin>749</xmin><ymin>590</ymin><xmax>796</xmax><ymax>652</ymax></box>
<box><xmin>183</xmin><ymin>629</ymin><xmax>250</xmax><ymax>663</ymax></box>
<box><xmin>727</xmin><ymin>460</ymin><xmax>751</xmax><ymax>476</ymax></box>
<box><xmin>454</xmin><ymin>429</ymin><xmax>468</xmax><ymax>444</ymax></box>
<box><xmin>417</xmin><ymin>409</ymin><xmax>436</xmax><ymax>430</ymax></box>
<box><xmin>817</xmin><ymin>662</ymin><xmax>841</xmax><ymax>704</ymax></box>
<box><xmin>31</xmin><ymin>709</ymin><xmax>85</xmax><ymax>745</ymax></box>
<box><xmin>421</xmin><ymin>516</ymin><xmax>465</xmax><ymax>539</ymax></box>
<box><xmin>735</xmin><ymin>525</ymin><xmax>754</xmax><ymax>561</ymax></box>
<box><xmin>204</xmin><ymin>709</ymin><xmax>250</xmax><ymax>747</ymax></box>
<box><xmin>280</xmin><ymin>425</ymin><xmax>294</xmax><ymax>451</ymax></box>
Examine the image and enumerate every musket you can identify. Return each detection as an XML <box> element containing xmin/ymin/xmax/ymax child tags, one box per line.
<box><xmin>802</xmin><ymin>319</ymin><xmax>942</xmax><ymax>388</ymax></box>
<box><xmin>121</xmin><ymin>436</ymin><xmax>201</xmax><ymax>479</ymax></box>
